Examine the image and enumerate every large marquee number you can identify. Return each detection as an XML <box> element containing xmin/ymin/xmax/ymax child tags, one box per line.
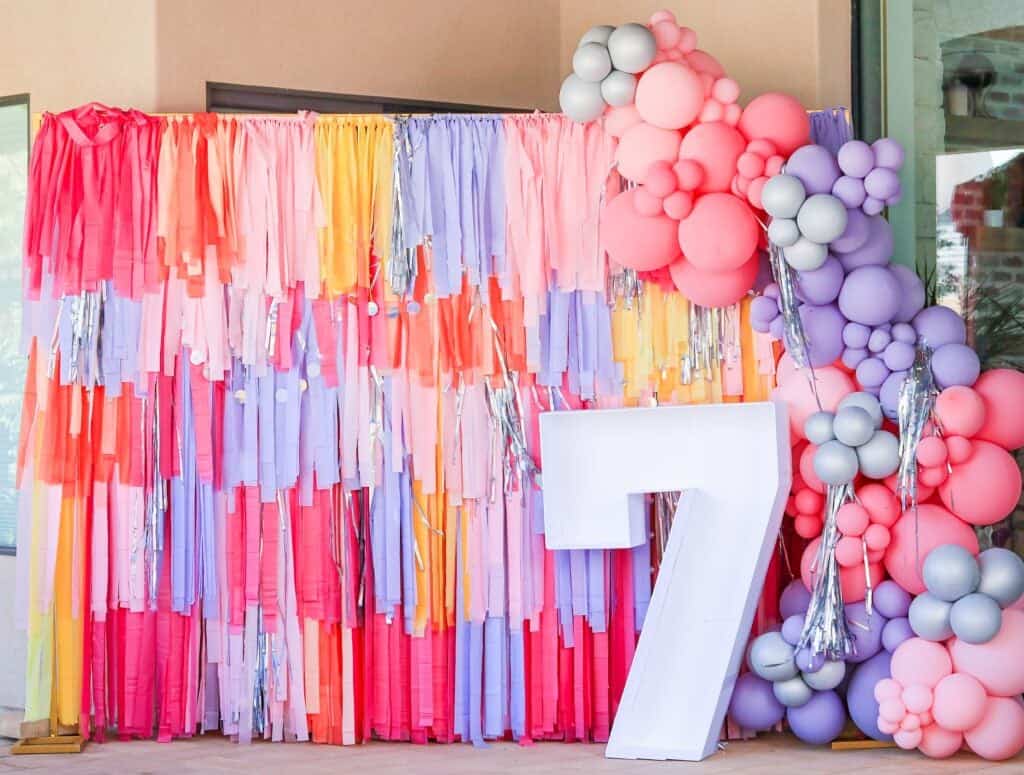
<box><xmin>539</xmin><ymin>402</ymin><xmax>791</xmax><ymax>761</ymax></box>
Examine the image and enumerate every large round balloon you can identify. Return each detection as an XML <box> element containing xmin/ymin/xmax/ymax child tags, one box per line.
<box><xmin>950</xmin><ymin>610</ymin><xmax>1024</xmax><ymax>696</ymax></box>
<box><xmin>838</xmin><ymin>265</ymin><xmax>902</xmax><ymax>326</ymax></box>
<box><xmin>668</xmin><ymin>252</ymin><xmax>759</xmax><ymax>307</ymax></box>
<box><xmin>615</xmin><ymin>122</ymin><xmax>683</xmax><ymax>183</ymax></box>
<box><xmin>601</xmin><ymin>189</ymin><xmax>680</xmax><ymax>271</ymax></box>
<box><xmin>798</xmin><ymin>303</ymin><xmax>846</xmax><ymax>367</ymax></box>
<box><xmin>727</xmin><ymin>672</ymin><xmax>785</xmax><ymax>731</ymax></box>
<box><xmin>833</xmin><ymin>215</ymin><xmax>893</xmax><ymax>270</ymax></box>
<box><xmin>890</xmin><ymin>264</ymin><xmax>926</xmax><ymax>323</ymax></box>
<box><xmin>785</xmin><ymin>144</ymin><xmax>842</xmax><ymax>195</ymax></box>
<box><xmin>737</xmin><ymin>92</ymin><xmax>810</xmax><ymax>156</ymax></box>
<box><xmin>938</xmin><ymin>440</ymin><xmax>1023</xmax><ymax>526</ymax></box>
<box><xmin>634</xmin><ymin>62</ymin><xmax>705</xmax><ymax>130</ymax></box>
<box><xmin>559</xmin><ymin>75</ymin><xmax>606</xmax><ymax>123</ymax></box>
<box><xmin>846</xmin><ymin>651</ymin><xmax>893</xmax><ymax>741</ymax></box>
<box><xmin>786</xmin><ymin>689</ymin><xmax>846</xmax><ymax>745</ymax></box>
<box><xmin>913</xmin><ymin>305</ymin><xmax>966</xmax><ymax>349</ymax></box>
<box><xmin>884</xmin><ymin>504</ymin><xmax>980</xmax><ymax>595</ymax></box>
<box><xmin>974</xmin><ymin>368</ymin><xmax>1024</xmax><ymax>451</ymax></box>
<box><xmin>963</xmin><ymin>696</ymin><xmax>1024</xmax><ymax>761</ymax></box>
<box><xmin>607</xmin><ymin>22</ymin><xmax>657</xmax><ymax>74</ymax></box>
<box><xmin>677</xmin><ymin>193</ymin><xmax>759</xmax><ymax>272</ymax></box>
<box><xmin>773</xmin><ymin>355</ymin><xmax>855</xmax><ymax>439</ymax></box>
<box><xmin>677</xmin><ymin>122</ymin><xmax>746</xmax><ymax>193</ymax></box>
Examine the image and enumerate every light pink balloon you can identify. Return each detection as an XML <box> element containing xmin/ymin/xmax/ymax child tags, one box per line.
<box><xmin>963</xmin><ymin>696</ymin><xmax>1024</xmax><ymax>761</ymax></box>
<box><xmin>634</xmin><ymin>63</ymin><xmax>705</xmax><ymax>130</ymax></box>
<box><xmin>884</xmin><ymin>504</ymin><xmax>979</xmax><ymax>594</ymax></box>
<box><xmin>604</xmin><ymin>105</ymin><xmax>643</xmax><ymax>138</ymax></box>
<box><xmin>677</xmin><ymin>121</ymin><xmax>747</xmax><ymax>193</ymax></box>
<box><xmin>615</xmin><ymin>122</ymin><xmax>682</xmax><ymax>183</ymax></box>
<box><xmin>902</xmin><ymin>684</ymin><xmax>933</xmax><ymax>715</ymax></box>
<box><xmin>893</xmin><ymin>728</ymin><xmax>923</xmax><ymax>750</ymax></box>
<box><xmin>890</xmin><ymin>639</ymin><xmax>953</xmax><ymax>689</ymax></box>
<box><xmin>918</xmin><ymin>724</ymin><xmax>964</xmax><ymax>759</ymax></box>
<box><xmin>772</xmin><ymin>354</ymin><xmax>855</xmax><ymax>439</ymax></box>
<box><xmin>932</xmin><ymin>673</ymin><xmax>987</xmax><ymax>732</ymax></box>
<box><xmin>950</xmin><ymin>609</ymin><xmax>1024</xmax><ymax>697</ymax></box>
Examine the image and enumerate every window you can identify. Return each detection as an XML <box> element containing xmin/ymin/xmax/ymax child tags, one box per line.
<box><xmin>0</xmin><ymin>94</ymin><xmax>28</xmax><ymax>554</ymax></box>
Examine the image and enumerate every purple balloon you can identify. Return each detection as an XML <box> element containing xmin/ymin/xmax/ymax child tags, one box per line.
<box><xmin>882</xmin><ymin>617</ymin><xmax>915</xmax><ymax>652</ymax></box>
<box><xmin>872</xmin><ymin>137</ymin><xmax>905</xmax><ymax>171</ymax></box>
<box><xmin>782</xmin><ymin>614</ymin><xmax>805</xmax><ymax>646</ymax></box>
<box><xmin>883</xmin><ymin>340</ymin><xmax>915</xmax><ymax>371</ymax></box>
<box><xmin>846</xmin><ymin>651</ymin><xmax>893</xmax><ymax>741</ymax></box>
<box><xmin>879</xmin><ymin>369</ymin><xmax>908</xmax><ymax>419</ymax></box>
<box><xmin>913</xmin><ymin>305</ymin><xmax>966</xmax><ymax>348</ymax></box>
<box><xmin>834</xmin><ymin>215</ymin><xmax>893</xmax><ymax>269</ymax></box>
<box><xmin>831</xmin><ymin>208</ymin><xmax>871</xmax><ymax>253</ymax></box>
<box><xmin>795</xmin><ymin>256</ymin><xmax>844</xmax><ymax>305</ymax></box>
<box><xmin>864</xmin><ymin>167</ymin><xmax>900</xmax><ymax>200</ymax></box>
<box><xmin>845</xmin><ymin>602</ymin><xmax>887</xmax><ymax>663</ymax></box>
<box><xmin>763</xmin><ymin>282</ymin><xmax>781</xmax><ymax>300</ymax></box>
<box><xmin>874</xmin><ymin>580</ymin><xmax>912</xmax><ymax>618</ymax></box>
<box><xmin>799</xmin><ymin>303</ymin><xmax>847</xmax><ymax>367</ymax></box>
<box><xmin>838</xmin><ymin>265</ymin><xmax>902</xmax><ymax>326</ymax></box>
<box><xmin>751</xmin><ymin>295</ymin><xmax>779</xmax><ymax>327</ymax></box>
<box><xmin>832</xmin><ymin>175</ymin><xmax>867</xmax><ymax>208</ymax></box>
<box><xmin>867</xmin><ymin>327</ymin><xmax>892</xmax><ymax>353</ymax></box>
<box><xmin>889</xmin><ymin>264</ymin><xmax>926</xmax><ymax>323</ymax></box>
<box><xmin>862</xmin><ymin>196</ymin><xmax>885</xmax><ymax>216</ymax></box>
<box><xmin>843</xmin><ymin>322</ymin><xmax>871</xmax><ymax>349</ymax></box>
<box><xmin>787</xmin><ymin>690</ymin><xmax>846</xmax><ymax>745</ymax></box>
<box><xmin>931</xmin><ymin>342</ymin><xmax>981</xmax><ymax>388</ymax></box>
<box><xmin>796</xmin><ymin>647</ymin><xmax>826</xmax><ymax>673</ymax></box>
<box><xmin>780</xmin><ymin>579</ymin><xmax>811</xmax><ymax>619</ymax></box>
<box><xmin>837</xmin><ymin>140</ymin><xmax>875</xmax><ymax>178</ymax></box>
<box><xmin>856</xmin><ymin>356</ymin><xmax>889</xmax><ymax>388</ymax></box>
<box><xmin>728</xmin><ymin>673</ymin><xmax>786</xmax><ymax>731</ymax></box>
<box><xmin>842</xmin><ymin>347</ymin><xmax>869</xmax><ymax>370</ymax></box>
<box><xmin>768</xmin><ymin>315</ymin><xmax>785</xmax><ymax>340</ymax></box>
<box><xmin>786</xmin><ymin>144</ymin><xmax>842</xmax><ymax>195</ymax></box>
<box><xmin>891</xmin><ymin>322</ymin><xmax>917</xmax><ymax>344</ymax></box>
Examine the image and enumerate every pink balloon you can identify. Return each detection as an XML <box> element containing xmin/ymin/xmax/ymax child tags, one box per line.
<box><xmin>615</xmin><ymin>122</ymin><xmax>683</xmax><ymax>183</ymax></box>
<box><xmin>916</xmin><ymin>436</ymin><xmax>948</xmax><ymax>468</ymax></box>
<box><xmin>932</xmin><ymin>673</ymin><xmax>987</xmax><ymax>732</ymax></box>
<box><xmin>934</xmin><ymin>386</ymin><xmax>986</xmax><ymax>439</ymax></box>
<box><xmin>652</xmin><ymin>19</ymin><xmax>682</xmax><ymax>50</ymax></box>
<box><xmin>950</xmin><ymin>609</ymin><xmax>1024</xmax><ymax>697</ymax></box>
<box><xmin>677</xmin><ymin>122</ymin><xmax>747</xmax><ymax>193</ymax></box>
<box><xmin>974</xmin><ymin>368</ymin><xmax>1024</xmax><ymax>451</ymax></box>
<box><xmin>633</xmin><ymin>187</ymin><xmax>664</xmax><ymax>217</ymax></box>
<box><xmin>858</xmin><ymin>482</ymin><xmax>900</xmax><ymax>526</ymax></box>
<box><xmin>668</xmin><ymin>252</ymin><xmax>759</xmax><ymax>308</ymax></box>
<box><xmin>634</xmin><ymin>63</ymin><xmax>705</xmax><ymax>130</ymax></box>
<box><xmin>677</xmin><ymin>193</ymin><xmax>758</xmax><ymax>272</ymax></box>
<box><xmin>884</xmin><ymin>504</ymin><xmax>979</xmax><ymax>594</ymax></box>
<box><xmin>685</xmin><ymin>49</ymin><xmax>726</xmax><ymax>78</ymax></box>
<box><xmin>713</xmin><ymin>77</ymin><xmax>740</xmax><ymax>105</ymax></box>
<box><xmin>798</xmin><ymin>444</ymin><xmax>825</xmax><ymax>495</ymax></box>
<box><xmin>836</xmin><ymin>535</ymin><xmax>862</xmax><ymax>567</ymax></box>
<box><xmin>836</xmin><ymin>502</ymin><xmax>870</xmax><ymax>536</ymax></box>
<box><xmin>918</xmin><ymin>724</ymin><xmax>964</xmax><ymax>759</ymax></box>
<box><xmin>662</xmin><ymin>190</ymin><xmax>693</xmax><ymax>220</ymax></box>
<box><xmin>601</xmin><ymin>189</ymin><xmax>680</xmax><ymax>271</ymax></box>
<box><xmin>891</xmin><ymin>638</ymin><xmax>953</xmax><ymax>689</ymax></box>
<box><xmin>604</xmin><ymin>105</ymin><xmax>643</xmax><ymax>139</ymax></box>
<box><xmin>773</xmin><ymin>355</ymin><xmax>856</xmax><ymax>440</ymax></box>
<box><xmin>864</xmin><ymin>523</ymin><xmax>890</xmax><ymax>551</ymax></box>
<box><xmin>893</xmin><ymin>728</ymin><xmax>923</xmax><ymax>750</ymax></box>
<box><xmin>677</xmin><ymin>27</ymin><xmax>697</xmax><ymax>53</ymax></box>
<box><xmin>793</xmin><ymin>514</ymin><xmax>821</xmax><ymax>539</ymax></box>
<box><xmin>963</xmin><ymin>696</ymin><xmax>1024</xmax><ymax>761</ymax></box>
<box><xmin>737</xmin><ymin>92</ymin><xmax>811</xmax><ymax>156</ymax></box>
<box><xmin>645</xmin><ymin>161</ymin><xmax>678</xmax><ymax>197</ymax></box>
<box><xmin>938</xmin><ymin>440</ymin><xmax>1023</xmax><ymax>526</ymax></box>
<box><xmin>902</xmin><ymin>684</ymin><xmax>933</xmax><ymax>714</ymax></box>
<box><xmin>800</xmin><ymin>537</ymin><xmax>883</xmax><ymax>603</ymax></box>
<box><xmin>945</xmin><ymin>435</ymin><xmax>973</xmax><ymax>465</ymax></box>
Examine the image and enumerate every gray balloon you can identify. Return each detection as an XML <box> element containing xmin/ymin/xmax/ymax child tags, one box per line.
<box><xmin>748</xmin><ymin>631</ymin><xmax>798</xmax><ymax>682</ymax></box>
<box><xmin>607</xmin><ymin>23</ymin><xmax>657</xmax><ymax>74</ymax></box>
<box><xmin>783</xmin><ymin>237</ymin><xmax>829</xmax><ymax>271</ymax></box>
<box><xmin>804</xmin><ymin>411</ymin><xmax>836</xmax><ymax>446</ymax></box>
<box><xmin>923</xmin><ymin>544</ymin><xmax>980</xmax><ymax>602</ymax></box>
<box><xmin>768</xmin><ymin>218</ymin><xmax>800</xmax><ymax>248</ymax></box>
<box><xmin>802</xmin><ymin>659</ymin><xmax>846</xmax><ymax>691</ymax></box>
<box><xmin>600</xmin><ymin>70</ymin><xmax>637</xmax><ymax>107</ymax></box>
<box><xmin>977</xmin><ymin>547</ymin><xmax>1024</xmax><ymax>608</ymax></box>
<box><xmin>773</xmin><ymin>676</ymin><xmax>813</xmax><ymax>708</ymax></box>
<box><xmin>838</xmin><ymin>391</ymin><xmax>884</xmax><ymax>430</ymax></box>
<box><xmin>813</xmin><ymin>440</ymin><xmax>859</xmax><ymax>485</ymax></box>
<box><xmin>856</xmin><ymin>430</ymin><xmax>900</xmax><ymax>479</ymax></box>
<box><xmin>950</xmin><ymin>593</ymin><xmax>1003</xmax><ymax>644</ymax></box>
<box><xmin>908</xmin><ymin>592</ymin><xmax>954</xmax><ymax>641</ymax></box>
<box><xmin>579</xmin><ymin>24</ymin><xmax>615</xmax><ymax>48</ymax></box>
<box><xmin>762</xmin><ymin>175</ymin><xmax>807</xmax><ymax>219</ymax></box>
<box><xmin>559</xmin><ymin>75</ymin><xmax>606</xmax><ymax>123</ymax></box>
<box><xmin>833</xmin><ymin>406</ymin><xmax>876</xmax><ymax>447</ymax></box>
<box><xmin>573</xmin><ymin>42</ymin><xmax>612</xmax><ymax>82</ymax></box>
<box><xmin>796</xmin><ymin>194</ymin><xmax>849</xmax><ymax>244</ymax></box>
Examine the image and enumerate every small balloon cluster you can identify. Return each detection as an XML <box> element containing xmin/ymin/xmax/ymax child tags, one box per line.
<box><xmin>804</xmin><ymin>391</ymin><xmax>899</xmax><ymax>486</ymax></box>
<box><xmin>835</xmin><ymin>139</ymin><xmax>904</xmax><ymax>215</ymax></box>
<box><xmin>560</xmin><ymin>9</ymin><xmax>812</xmax><ymax>309</ymax></box>
<box><xmin>874</xmin><ymin>544</ymin><xmax>1024</xmax><ymax>760</ymax></box>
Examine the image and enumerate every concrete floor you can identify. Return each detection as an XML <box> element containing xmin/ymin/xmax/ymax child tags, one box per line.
<box><xmin>0</xmin><ymin>735</ymin><xmax>1020</xmax><ymax>775</ymax></box>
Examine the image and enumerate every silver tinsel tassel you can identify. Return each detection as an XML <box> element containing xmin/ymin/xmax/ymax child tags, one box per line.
<box><xmin>798</xmin><ymin>482</ymin><xmax>857</xmax><ymax>660</ymax></box>
<box><xmin>680</xmin><ymin>303</ymin><xmax>740</xmax><ymax>385</ymax></box>
<box><xmin>387</xmin><ymin>117</ymin><xmax>418</xmax><ymax>297</ymax></box>
<box><xmin>896</xmin><ymin>345</ymin><xmax>938</xmax><ymax>511</ymax></box>
<box><xmin>768</xmin><ymin>243</ymin><xmax>812</xmax><ymax>370</ymax></box>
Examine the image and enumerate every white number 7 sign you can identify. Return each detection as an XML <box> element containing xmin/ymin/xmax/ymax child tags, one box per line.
<box><xmin>539</xmin><ymin>402</ymin><xmax>791</xmax><ymax>761</ymax></box>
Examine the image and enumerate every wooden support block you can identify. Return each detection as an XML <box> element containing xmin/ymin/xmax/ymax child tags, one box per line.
<box><xmin>831</xmin><ymin>739</ymin><xmax>898</xmax><ymax>751</ymax></box>
<box><xmin>18</xmin><ymin>718</ymin><xmax>50</xmax><ymax>739</ymax></box>
<box><xmin>11</xmin><ymin>734</ymin><xmax>85</xmax><ymax>755</ymax></box>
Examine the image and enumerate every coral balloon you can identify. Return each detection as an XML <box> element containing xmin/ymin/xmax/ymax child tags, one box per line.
<box><xmin>890</xmin><ymin>638</ymin><xmax>952</xmax><ymax>688</ymax></box>
<box><xmin>798</xmin><ymin>444</ymin><xmax>825</xmax><ymax>495</ymax></box>
<box><xmin>950</xmin><ymin>609</ymin><xmax>1024</xmax><ymax>697</ymax></box>
<box><xmin>737</xmin><ymin>92</ymin><xmax>810</xmax><ymax>156</ymax></box>
<box><xmin>668</xmin><ymin>252</ymin><xmax>758</xmax><ymax>308</ymax></box>
<box><xmin>974</xmin><ymin>368</ymin><xmax>1024</xmax><ymax>451</ymax></box>
<box><xmin>858</xmin><ymin>482</ymin><xmax>900</xmax><ymax>526</ymax></box>
<box><xmin>884</xmin><ymin>504</ymin><xmax>980</xmax><ymax>594</ymax></box>
<box><xmin>677</xmin><ymin>193</ymin><xmax>759</xmax><ymax>272</ymax></box>
<box><xmin>685</xmin><ymin>49</ymin><xmax>726</xmax><ymax>78</ymax></box>
<box><xmin>677</xmin><ymin>121</ymin><xmax>747</xmax><ymax>193</ymax></box>
<box><xmin>801</xmin><ymin>537</ymin><xmax>883</xmax><ymax>603</ymax></box>
<box><xmin>601</xmin><ymin>189</ymin><xmax>680</xmax><ymax>271</ymax></box>
<box><xmin>634</xmin><ymin>62</ymin><xmax>705</xmax><ymax>129</ymax></box>
<box><xmin>935</xmin><ymin>386</ymin><xmax>986</xmax><ymax>439</ymax></box>
<box><xmin>774</xmin><ymin>355</ymin><xmax>855</xmax><ymax>440</ymax></box>
<box><xmin>615</xmin><ymin>122</ymin><xmax>682</xmax><ymax>182</ymax></box>
<box><xmin>963</xmin><ymin>697</ymin><xmax>1024</xmax><ymax>761</ymax></box>
<box><xmin>932</xmin><ymin>673</ymin><xmax>987</xmax><ymax>732</ymax></box>
<box><xmin>938</xmin><ymin>440</ymin><xmax>1023</xmax><ymax>526</ymax></box>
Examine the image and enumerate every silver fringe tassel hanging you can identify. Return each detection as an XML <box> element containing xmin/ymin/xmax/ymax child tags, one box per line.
<box><xmin>895</xmin><ymin>345</ymin><xmax>938</xmax><ymax>511</ymax></box>
<box><xmin>768</xmin><ymin>242</ymin><xmax>812</xmax><ymax>370</ymax></box>
<box><xmin>681</xmin><ymin>303</ymin><xmax>740</xmax><ymax>385</ymax></box>
<box><xmin>387</xmin><ymin>117</ymin><xmax>419</xmax><ymax>297</ymax></box>
<box><xmin>798</xmin><ymin>482</ymin><xmax>857</xmax><ymax>660</ymax></box>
